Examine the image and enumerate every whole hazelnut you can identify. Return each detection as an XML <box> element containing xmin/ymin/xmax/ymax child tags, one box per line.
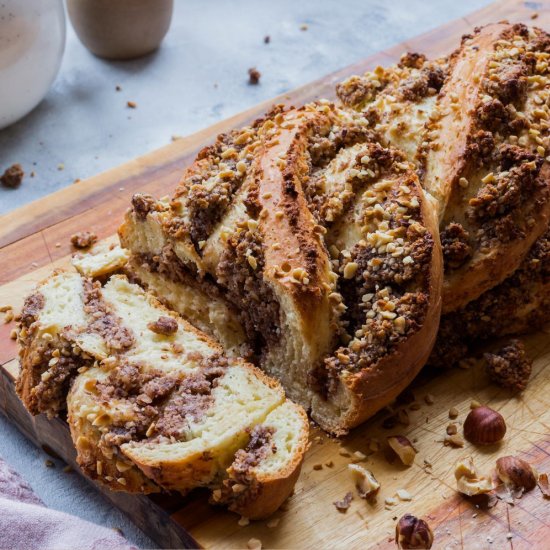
<box><xmin>463</xmin><ymin>406</ymin><xmax>506</xmax><ymax>445</ymax></box>
<box><xmin>496</xmin><ymin>456</ymin><xmax>537</xmax><ymax>492</ymax></box>
<box><xmin>395</xmin><ymin>514</ymin><xmax>434</xmax><ymax>549</ymax></box>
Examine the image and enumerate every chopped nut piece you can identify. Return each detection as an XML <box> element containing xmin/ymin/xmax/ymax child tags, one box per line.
<box><xmin>70</xmin><ymin>231</ymin><xmax>98</xmax><ymax>249</ymax></box>
<box><xmin>388</xmin><ymin>435</ymin><xmax>417</xmax><ymax>466</ymax></box>
<box><xmin>10</xmin><ymin>328</ymin><xmax>18</xmax><ymax>340</ymax></box>
<box><xmin>333</xmin><ymin>491</ymin><xmax>353</xmax><ymax>512</ymax></box>
<box><xmin>424</xmin><ymin>394</ymin><xmax>435</xmax><ymax>405</ymax></box>
<box><xmin>444</xmin><ymin>434</ymin><xmax>464</xmax><ymax>447</ymax></box>
<box><xmin>463</xmin><ymin>406</ymin><xmax>506</xmax><ymax>445</ymax></box>
<box><xmin>266</xmin><ymin>518</ymin><xmax>280</xmax><ymax>528</ymax></box>
<box><xmin>446</xmin><ymin>423</ymin><xmax>458</xmax><ymax>436</ymax></box>
<box><xmin>396</xmin><ymin>489</ymin><xmax>412</xmax><ymax>501</ymax></box>
<box><xmin>348</xmin><ymin>464</ymin><xmax>380</xmax><ymax>499</ymax></box>
<box><xmin>538</xmin><ymin>473</ymin><xmax>550</xmax><ymax>498</ymax></box>
<box><xmin>238</xmin><ymin>516</ymin><xmax>250</xmax><ymax>527</ymax></box>
<box><xmin>395</xmin><ymin>514</ymin><xmax>433</xmax><ymax>549</ymax></box>
<box><xmin>470</xmin><ymin>400</ymin><xmax>481</xmax><ymax>409</ymax></box>
<box><xmin>485</xmin><ymin>340</ymin><xmax>532</xmax><ymax>392</ymax></box>
<box><xmin>454</xmin><ymin>457</ymin><xmax>493</xmax><ymax>496</ymax></box>
<box><xmin>449</xmin><ymin>407</ymin><xmax>459</xmax><ymax>419</ymax></box>
<box><xmin>352</xmin><ymin>450</ymin><xmax>367</xmax><ymax>462</ymax></box>
<box><xmin>147</xmin><ymin>316</ymin><xmax>178</xmax><ymax>335</ymax></box>
<box><xmin>1</xmin><ymin>163</ymin><xmax>24</xmax><ymax>188</ymax></box>
<box><xmin>127</xmin><ymin>101</ymin><xmax>137</xmax><ymax>109</ymax></box>
<box><xmin>325</xmin><ymin>460</ymin><xmax>334</xmax><ymax>468</ymax></box>
<box><xmin>496</xmin><ymin>456</ymin><xmax>537</xmax><ymax>494</ymax></box>
<box><xmin>247</xmin><ymin>538</ymin><xmax>262</xmax><ymax>550</ymax></box>
<box><xmin>312</xmin><ymin>463</ymin><xmax>323</xmax><ymax>471</ymax></box>
<box><xmin>248</xmin><ymin>68</ymin><xmax>261</xmax><ymax>85</ymax></box>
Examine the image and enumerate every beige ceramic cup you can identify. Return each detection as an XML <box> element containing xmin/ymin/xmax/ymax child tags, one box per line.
<box><xmin>66</xmin><ymin>0</ymin><xmax>174</xmax><ymax>60</ymax></box>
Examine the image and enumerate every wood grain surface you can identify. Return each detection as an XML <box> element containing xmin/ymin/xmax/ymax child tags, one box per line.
<box><xmin>1</xmin><ymin>1</ymin><xmax>550</xmax><ymax>548</ymax></box>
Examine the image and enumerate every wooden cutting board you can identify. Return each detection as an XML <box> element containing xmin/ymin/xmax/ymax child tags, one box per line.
<box><xmin>1</xmin><ymin>1</ymin><xmax>550</xmax><ymax>548</ymax></box>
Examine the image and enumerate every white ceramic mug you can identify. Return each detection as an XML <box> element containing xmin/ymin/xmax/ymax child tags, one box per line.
<box><xmin>0</xmin><ymin>0</ymin><xmax>66</xmax><ymax>129</ymax></box>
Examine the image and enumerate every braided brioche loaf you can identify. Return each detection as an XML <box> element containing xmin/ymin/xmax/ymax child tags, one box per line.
<box><xmin>17</xmin><ymin>270</ymin><xmax>308</xmax><ymax>518</ymax></box>
<box><xmin>120</xmin><ymin>102</ymin><xmax>442</xmax><ymax>435</ymax></box>
<box><xmin>338</xmin><ymin>23</ymin><xmax>550</xmax><ymax>314</ymax></box>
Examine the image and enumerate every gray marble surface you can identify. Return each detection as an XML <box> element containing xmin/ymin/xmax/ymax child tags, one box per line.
<box><xmin>0</xmin><ymin>0</ymin><xmax>490</xmax><ymax>548</ymax></box>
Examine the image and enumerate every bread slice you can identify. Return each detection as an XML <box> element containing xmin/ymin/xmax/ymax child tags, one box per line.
<box><xmin>120</xmin><ymin>102</ymin><xmax>442</xmax><ymax>435</ymax></box>
<box><xmin>337</xmin><ymin>23</ymin><xmax>550</xmax><ymax>313</ymax></box>
<box><xmin>17</xmin><ymin>271</ymin><xmax>308</xmax><ymax>517</ymax></box>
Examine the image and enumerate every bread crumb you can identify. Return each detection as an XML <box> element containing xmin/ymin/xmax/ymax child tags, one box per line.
<box><xmin>248</xmin><ymin>68</ymin><xmax>261</xmax><ymax>85</ymax></box>
<box><xmin>1</xmin><ymin>164</ymin><xmax>24</xmax><ymax>188</ymax></box>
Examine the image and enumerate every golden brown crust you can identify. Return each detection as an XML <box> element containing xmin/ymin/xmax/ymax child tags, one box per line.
<box><xmin>337</xmin><ymin>23</ymin><xmax>550</xmax><ymax>314</ymax></box>
<box><xmin>121</xmin><ymin>102</ymin><xmax>442</xmax><ymax>435</ymax></box>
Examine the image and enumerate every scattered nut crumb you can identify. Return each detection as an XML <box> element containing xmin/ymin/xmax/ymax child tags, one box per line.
<box><xmin>352</xmin><ymin>450</ymin><xmax>367</xmax><ymax>462</ymax></box>
<box><xmin>238</xmin><ymin>516</ymin><xmax>250</xmax><ymax>527</ymax></box>
<box><xmin>449</xmin><ymin>407</ymin><xmax>459</xmax><ymax>419</ymax></box>
<box><xmin>396</xmin><ymin>489</ymin><xmax>412</xmax><ymax>501</ymax></box>
<box><xmin>531</xmin><ymin>12</ymin><xmax>539</xmax><ymax>19</ymax></box>
<box><xmin>384</xmin><ymin>496</ymin><xmax>397</xmax><ymax>506</ymax></box>
<box><xmin>45</xmin><ymin>460</ymin><xmax>54</xmax><ymax>468</ymax></box>
<box><xmin>485</xmin><ymin>339</ymin><xmax>532</xmax><ymax>392</ymax></box>
<box><xmin>116</xmin><ymin>85</ymin><xmax>122</xmax><ymax>91</ymax></box>
<box><xmin>57</xmin><ymin>163</ymin><xmax>64</xmax><ymax>171</ymax></box>
<box><xmin>348</xmin><ymin>464</ymin><xmax>380</xmax><ymax>499</ymax></box>
<box><xmin>333</xmin><ymin>491</ymin><xmax>353</xmax><ymax>512</ymax></box>
<box><xmin>247</xmin><ymin>538</ymin><xmax>262</xmax><ymax>550</ymax></box>
<box><xmin>127</xmin><ymin>101</ymin><xmax>137</xmax><ymax>109</ymax></box>
<box><xmin>63</xmin><ymin>465</ymin><xmax>73</xmax><ymax>473</ymax></box>
<box><xmin>387</xmin><ymin>435</ymin><xmax>416</xmax><ymax>466</ymax></box>
<box><xmin>338</xmin><ymin>448</ymin><xmax>351</xmax><ymax>457</ymax></box>
<box><xmin>538</xmin><ymin>473</ymin><xmax>550</xmax><ymax>498</ymax></box>
<box><xmin>264</xmin><ymin>35</ymin><xmax>270</xmax><ymax>44</ymax></box>
<box><xmin>444</xmin><ymin>433</ymin><xmax>464</xmax><ymax>447</ymax></box>
<box><xmin>70</xmin><ymin>231</ymin><xmax>98</xmax><ymax>249</ymax></box>
<box><xmin>470</xmin><ymin>400</ymin><xmax>481</xmax><ymax>409</ymax></box>
<box><xmin>1</xmin><ymin>164</ymin><xmax>24</xmax><ymax>188</ymax></box>
<box><xmin>248</xmin><ymin>68</ymin><xmax>261</xmax><ymax>85</ymax></box>
<box><xmin>300</xmin><ymin>23</ymin><xmax>308</xmax><ymax>31</ymax></box>
<box><xmin>325</xmin><ymin>460</ymin><xmax>334</xmax><ymax>468</ymax></box>
<box><xmin>10</xmin><ymin>328</ymin><xmax>18</xmax><ymax>340</ymax></box>
<box><xmin>446</xmin><ymin>423</ymin><xmax>458</xmax><ymax>435</ymax></box>
<box><xmin>55</xmin><ymin>242</ymin><xmax>61</xmax><ymax>248</ymax></box>
<box><xmin>424</xmin><ymin>394</ymin><xmax>435</xmax><ymax>405</ymax></box>
<box><xmin>73</xmin><ymin>179</ymin><xmax>81</xmax><ymax>184</ymax></box>
<box><xmin>266</xmin><ymin>518</ymin><xmax>280</xmax><ymax>528</ymax></box>
<box><xmin>171</xmin><ymin>135</ymin><xmax>183</xmax><ymax>142</ymax></box>
<box><xmin>313</xmin><ymin>463</ymin><xmax>323</xmax><ymax>471</ymax></box>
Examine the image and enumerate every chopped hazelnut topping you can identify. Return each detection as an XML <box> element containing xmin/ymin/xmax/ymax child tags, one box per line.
<box><xmin>147</xmin><ymin>316</ymin><xmax>178</xmax><ymax>335</ymax></box>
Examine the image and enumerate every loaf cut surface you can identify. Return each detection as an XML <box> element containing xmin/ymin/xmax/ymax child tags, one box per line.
<box><xmin>17</xmin><ymin>270</ymin><xmax>308</xmax><ymax>518</ymax></box>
